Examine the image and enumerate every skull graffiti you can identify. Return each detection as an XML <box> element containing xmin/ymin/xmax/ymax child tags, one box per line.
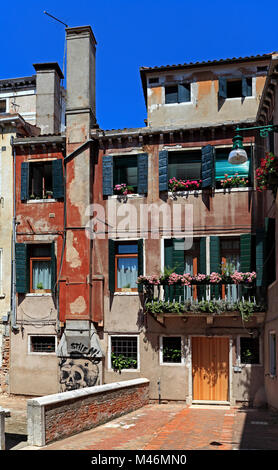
<box><xmin>59</xmin><ymin>358</ymin><xmax>99</xmax><ymax>392</ymax></box>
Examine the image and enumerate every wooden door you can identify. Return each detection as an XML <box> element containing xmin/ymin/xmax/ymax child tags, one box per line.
<box><xmin>192</xmin><ymin>337</ymin><xmax>229</xmax><ymax>402</ymax></box>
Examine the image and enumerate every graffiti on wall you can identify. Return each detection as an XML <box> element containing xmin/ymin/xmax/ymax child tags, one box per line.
<box><xmin>59</xmin><ymin>339</ymin><xmax>102</xmax><ymax>392</ymax></box>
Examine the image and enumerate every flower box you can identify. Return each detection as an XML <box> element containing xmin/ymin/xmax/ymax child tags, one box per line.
<box><xmin>168</xmin><ymin>178</ymin><xmax>202</xmax><ymax>192</ymax></box>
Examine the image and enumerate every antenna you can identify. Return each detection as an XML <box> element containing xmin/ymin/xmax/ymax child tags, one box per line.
<box><xmin>43</xmin><ymin>11</ymin><xmax>69</xmax><ymax>78</ymax></box>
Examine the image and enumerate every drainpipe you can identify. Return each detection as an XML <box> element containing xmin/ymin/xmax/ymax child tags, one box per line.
<box><xmin>10</xmin><ymin>136</ymin><xmax>18</xmax><ymax>331</ymax></box>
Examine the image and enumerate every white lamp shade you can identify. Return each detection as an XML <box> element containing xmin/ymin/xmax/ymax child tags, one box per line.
<box><xmin>228</xmin><ymin>148</ymin><xmax>248</xmax><ymax>165</ymax></box>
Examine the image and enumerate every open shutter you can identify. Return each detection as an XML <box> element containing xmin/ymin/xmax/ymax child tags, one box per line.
<box><xmin>20</xmin><ymin>162</ymin><xmax>29</xmax><ymax>201</ymax></box>
<box><xmin>210</xmin><ymin>236</ymin><xmax>220</xmax><ymax>298</ymax></box>
<box><xmin>218</xmin><ymin>78</ymin><xmax>227</xmax><ymax>98</ymax></box>
<box><xmin>165</xmin><ymin>85</ymin><xmax>178</xmax><ymax>104</ymax></box>
<box><xmin>164</xmin><ymin>239</ymin><xmax>173</xmax><ymax>301</ymax></box>
<box><xmin>199</xmin><ymin>237</ymin><xmax>207</xmax><ymax>299</ymax></box>
<box><xmin>138</xmin><ymin>239</ymin><xmax>144</xmax><ymax>292</ymax></box>
<box><xmin>159</xmin><ymin>150</ymin><xmax>168</xmax><ymax>191</ymax></box>
<box><xmin>15</xmin><ymin>243</ymin><xmax>29</xmax><ymax>293</ymax></box>
<box><xmin>178</xmin><ymin>83</ymin><xmax>190</xmax><ymax>103</ymax></box>
<box><xmin>201</xmin><ymin>145</ymin><xmax>215</xmax><ymax>189</ymax></box>
<box><xmin>52</xmin><ymin>159</ymin><xmax>64</xmax><ymax>199</ymax></box>
<box><xmin>102</xmin><ymin>155</ymin><xmax>113</xmax><ymax>196</ymax></box>
<box><xmin>109</xmin><ymin>239</ymin><xmax>115</xmax><ymax>293</ymax></box>
<box><xmin>51</xmin><ymin>241</ymin><xmax>57</xmax><ymax>294</ymax></box>
<box><xmin>265</xmin><ymin>218</ymin><xmax>275</xmax><ymax>286</ymax></box>
<box><xmin>240</xmin><ymin>234</ymin><xmax>252</xmax><ymax>272</ymax></box>
<box><xmin>256</xmin><ymin>228</ymin><xmax>265</xmax><ymax>287</ymax></box>
<box><xmin>137</xmin><ymin>153</ymin><xmax>148</xmax><ymax>194</ymax></box>
<box><xmin>242</xmin><ymin>77</ymin><xmax>252</xmax><ymax>97</ymax></box>
<box><xmin>173</xmin><ymin>239</ymin><xmax>185</xmax><ymax>300</ymax></box>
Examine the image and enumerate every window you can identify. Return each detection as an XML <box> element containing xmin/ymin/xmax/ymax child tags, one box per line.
<box><xmin>161</xmin><ymin>336</ymin><xmax>182</xmax><ymax>364</ymax></box>
<box><xmin>165</xmin><ymin>83</ymin><xmax>191</xmax><ymax>104</ymax></box>
<box><xmin>0</xmin><ymin>100</ymin><xmax>7</xmax><ymax>113</ymax></box>
<box><xmin>164</xmin><ymin>239</ymin><xmax>199</xmax><ymax>301</ymax></box>
<box><xmin>110</xmin><ymin>335</ymin><xmax>138</xmax><ymax>370</ymax></box>
<box><xmin>221</xmin><ymin>238</ymin><xmax>241</xmax><ymax>301</ymax></box>
<box><xmin>102</xmin><ymin>154</ymin><xmax>148</xmax><ymax>196</ymax></box>
<box><xmin>29</xmin><ymin>335</ymin><xmax>56</xmax><ymax>353</ymax></box>
<box><xmin>215</xmin><ymin>147</ymin><xmax>251</xmax><ymax>186</ymax></box>
<box><xmin>219</xmin><ymin>77</ymin><xmax>253</xmax><ymax>99</ymax></box>
<box><xmin>114</xmin><ymin>155</ymin><xmax>138</xmax><ymax>193</ymax></box>
<box><xmin>149</xmin><ymin>77</ymin><xmax>159</xmax><ymax>84</ymax></box>
<box><xmin>240</xmin><ymin>337</ymin><xmax>260</xmax><ymax>364</ymax></box>
<box><xmin>30</xmin><ymin>245</ymin><xmax>52</xmax><ymax>293</ymax></box>
<box><xmin>115</xmin><ymin>242</ymin><xmax>138</xmax><ymax>292</ymax></box>
<box><xmin>21</xmin><ymin>159</ymin><xmax>64</xmax><ymax>201</ymax></box>
<box><xmin>168</xmin><ymin>151</ymin><xmax>201</xmax><ymax>181</ymax></box>
<box><xmin>15</xmin><ymin>242</ymin><xmax>56</xmax><ymax>294</ymax></box>
<box><xmin>269</xmin><ymin>332</ymin><xmax>276</xmax><ymax>376</ymax></box>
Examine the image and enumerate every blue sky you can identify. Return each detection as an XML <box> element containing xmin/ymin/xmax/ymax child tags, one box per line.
<box><xmin>1</xmin><ymin>0</ymin><xmax>278</xmax><ymax>130</ymax></box>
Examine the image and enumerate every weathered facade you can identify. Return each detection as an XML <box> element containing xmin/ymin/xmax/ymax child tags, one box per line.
<box><xmin>256</xmin><ymin>54</ymin><xmax>278</xmax><ymax>410</ymax></box>
<box><xmin>6</xmin><ymin>25</ymin><xmax>276</xmax><ymax>406</ymax></box>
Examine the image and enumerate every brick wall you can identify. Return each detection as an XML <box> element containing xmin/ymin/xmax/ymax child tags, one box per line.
<box><xmin>27</xmin><ymin>378</ymin><xmax>149</xmax><ymax>446</ymax></box>
<box><xmin>0</xmin><ymin>334</ymin><xmax>10</xmax><ymax>393</ymax></box>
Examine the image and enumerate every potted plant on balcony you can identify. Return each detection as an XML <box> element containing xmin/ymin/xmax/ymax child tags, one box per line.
<box><xmin>114</xmin><ymin>183</ymin><xmax>135</xmax><ymax>196</ymax></box>
<box><xmin>220</xmin><ymin>173</ymin><xmax>249</xmax><ymax>189</ymax></box>
<box><xmin>256</xmin><ymin>152</ymin><xmax>278</xmax><ymax>195</ymax></box>
<box><xmin>168</xmin><ymin>178</ymin><xmax>202</xmax><ymax>192</ymax></box>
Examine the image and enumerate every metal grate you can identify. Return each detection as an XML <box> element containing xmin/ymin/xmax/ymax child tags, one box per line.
<box><xmin>111</xmin><ymin>336</ymin><xmax>137</xmax><ymax>361</ymax></box>
<box><xmin>30</xmin><ymin>336</ymin><xmax>56</xmax><ymax>353</ymax></box>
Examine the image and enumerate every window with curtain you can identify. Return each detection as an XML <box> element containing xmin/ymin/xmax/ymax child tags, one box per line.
<box><xmin>30</xmin><ymin>244</ymin><xmax>52</xmax><ymax>292</ymax></box>
<box><xmin>115</xmin><ymin>242</ymin><xmax>138</xmax><ymax>291</ymax></box>
<box><xmin>221</xmin><ymin>238</ymin><xmax>241</xmax><ymax>302</ymax></box>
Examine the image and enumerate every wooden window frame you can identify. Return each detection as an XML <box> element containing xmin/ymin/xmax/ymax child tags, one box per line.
<box><xmin>30</xmin><ymin>256</ymin><xmax>51</xmax><ymax>293</ymax></box>
<box><xmin>115</xmin><ymin>244</ymin><xmax>138</xmax><ymax>292</ymax></box>
<box><xmin>29</xmin><ymin>161</ymin><xmax>53</xmax><ymax>200</ymax></box>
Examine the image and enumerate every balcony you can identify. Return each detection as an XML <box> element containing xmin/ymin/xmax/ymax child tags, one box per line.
<box><xmin>138</xmin><ymin>272</ymin><xmax>266</xmax><ymax>324</ymax></box>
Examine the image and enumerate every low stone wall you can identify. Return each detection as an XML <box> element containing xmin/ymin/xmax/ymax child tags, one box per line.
<box><xmin>27</xmin><ymin>378</ymin><xmax>149</xmax><ymax>446</ymax></box>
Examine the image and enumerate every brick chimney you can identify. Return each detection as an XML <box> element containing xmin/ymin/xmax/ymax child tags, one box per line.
<box><xmin>33</xmin><ymin>62</ymin><xmax>64</xmax><ymax>135</ymax></box>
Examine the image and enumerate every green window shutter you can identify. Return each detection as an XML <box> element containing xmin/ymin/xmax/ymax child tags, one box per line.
<box><xmin>109</xmin><ymin>239</ymin><xmax>115</xmax><ymax>293</ymax></box>
<box><xmin>52</xmin><ymin>159</ymin><xmax>64</xmax><ymax>199</ymax></box>
<box><xmin>20</xmin><ymin>162</ymin><xmax>29</xmax><ymax>201</ymax></box>
<box><xmin>265</xmin><ymin>217</ymin><xmax>275</xmax><ymax>286</ymax></box>
<box><xmin>164</xmin><ymin>239</ymin><xmax>185</xmax><ymax>301</ymax></box>
<box><xmin>240</xmin><ymin>234</ymin><xmax>252</xmax><ymax>272</ymax></box>
<box><xmin>103</xmin><ymin>155</ymin><xmax>113</xmax><ymax>196</ymax></box>
<box><xmin>164</xmin><ymin>239</ymin><xmax>174</xmax><ymax>301</ymax></box>
<box><xmin>138</xmin><ymin>239</ymin><xmax>144</xmax><ymax>292</ymax></box>
<box><xmin>15</xmin><ymin>243</ymin><xmax>29</xmax><ymax>293</ymax></box>
<box><xmin>178</xmin><ymin>83</ymin><xmax>190</xmax><ymax>103</ymax></box>
<box><xmin>201</xmin><ymin>145</ymin><xmax>215</xmax><ymax>188</ymax></box>
<box><xmin>159</xmin><ymin>150</ymin><xmax>169</xmax><ymax>191</ymax></box>
<box><xmin>256</xmin><ymin>228</ymin><xmax>265</xmax><ymax>287</ymax></box>
<box><xmin>51</xmin><ymin>241</ymin><xmax>57</xmax><ymax>294</ymax></box>
<box><xmin>199</xmin><ymin>237</ymin><xmax>207</xmax><ymax>298</ymax></box>
<box><xmin>137</xmin><ymin>153</ymin><xmax>148</xmax><ymax>194</ymax></box>
<box><xmin>218</xmin><ymin>78</ymin><xmax>227</xmax><ymax>98</ymax></box>
<box><xmin>242</xmin><ymin>77</ymin><xmax>252</xmax><ymax>97</ymax></box>
<box><xmin>210</xmin><ymin>236</ymin><xmax>220</xmax><ymax>298</ymax></box>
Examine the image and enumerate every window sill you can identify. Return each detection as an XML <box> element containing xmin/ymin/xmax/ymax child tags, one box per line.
<box><xmin>114</xmin><ymin>292</ymin><xmax>139</xmax><ymax>296</ymax></box>
<box><xmin>26</xmin><ymin>293</ymin><xmax>52</xmax><ymax>297</ymax></box>
<box><xmin>164</xmin><ymin>101</ymin><xmax>193</xmax><ymax>106</ymax></box>
<box><xmin>110</xmin><ymin>194</ymin><xmax>145</xmax><ymax>199</ymax></box>
<box><xmin>160</xmin><ymin>362</ymin><xmax>185</xmax><ymax>367</ymax></box>
<box><xmin>168</xmin><ymin>187</ymin><xmax>253</xmax><ymax>197</ymax></box>
<box><xmin>26</xmin><ymin>198</ymin><xmax>57</xmax><ymax>204</ymax></box>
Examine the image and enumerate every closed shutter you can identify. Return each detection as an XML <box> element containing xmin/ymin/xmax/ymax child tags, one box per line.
<box><xmin>210</xmin><ymin>236</ymin><xmax>220</xmax><ymax>298</ymax></box>
<box><xmin>164</xmin><ymin>239</ymin><xmax>185</xmax><ymax>301</ymax></box>
<box><xmin>15</xmin><ymin>243</ymin><xmax>29</xmax><ymax>293</ymax></box>
<box><xmin>201</xmin><ymin>145</ymin><xmax>215</xmax><ymax>189</ymax></box>
<box><xmin>103</xmin><ymin>155</ymin><xmax>113</xmax><ymax>196</ymax></box>
<box><xmin>218</xmin><ymin>78</ymin><xmax>227</xmax><ymax>98</ymax></box>
<box><xmin>51</xmin><ymin>241</ymin><xmax>57</xmax><ymax>294</ymax></box>
<box><xmin>242</xmin><ymin>77</ymin><xmax>252</xmax><ymax>97</ymax></box>
<box><xmin>159</xmin><ymin>150</ymin><xmax>168</xmax><ymax>191</ymax></box>
<box><xmin>165</xmin><ymin>85</ymin><xmax>178</xmax><ymax>104</ymax></box>
<box><xmin>137</xmin><ymin>153</ymin><xmax>148</xmax><ymax>194</ymax></box>
<box><xmin>256</xmin><ymin>228</ymin><xmax>265</xmax><ymax>287</ymax></box>
<box><xmin>52</xmin><ymin>159</ymin><xmax>64</xmax><ymax>199</ymax></box>
<box><xmin>164</xmin><ymin>239</ymin><xmax>174</xmax><ymax>301</ymax></box>
<box><xmin>199</xmin><ymin>237</ymin><xmax>207</xmax><ymax>299</ymax></box>
<box><xmin>138</xmin><ymin>239</ymin><xmax>144</xmax><ymax>292</ymax></box>
<box><xmin>20</xmin><ymin>162</ymin><xmax>29</xmax><ymax>201</ymax></box>
<box><xmin>178</xmin><ymin>83</ymin><xmax>190</xmax><ymax>102</ymax></box>
<box><xmin>109</xmin><ymin>239</ymin><xmax>115</xmax><ymax>293</ymax></box>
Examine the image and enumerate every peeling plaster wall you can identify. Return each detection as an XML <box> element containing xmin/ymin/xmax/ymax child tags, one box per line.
<box><xmin>146</xmin><ymin>62</ymin><xmax>268</xmax><ymax>128</ymax></box>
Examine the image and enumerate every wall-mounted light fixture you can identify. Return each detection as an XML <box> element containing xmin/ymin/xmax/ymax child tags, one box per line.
<box><xmin>229</xmin><ymin>124</ymin><xmax>278</xmax><ymax>164</ymax></box>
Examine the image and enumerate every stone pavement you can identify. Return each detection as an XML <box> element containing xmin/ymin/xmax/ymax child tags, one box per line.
<box><xmin>1</xmin><ymin>393</ymin><xmax>278</xmax><ymax>451</ymax></box>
